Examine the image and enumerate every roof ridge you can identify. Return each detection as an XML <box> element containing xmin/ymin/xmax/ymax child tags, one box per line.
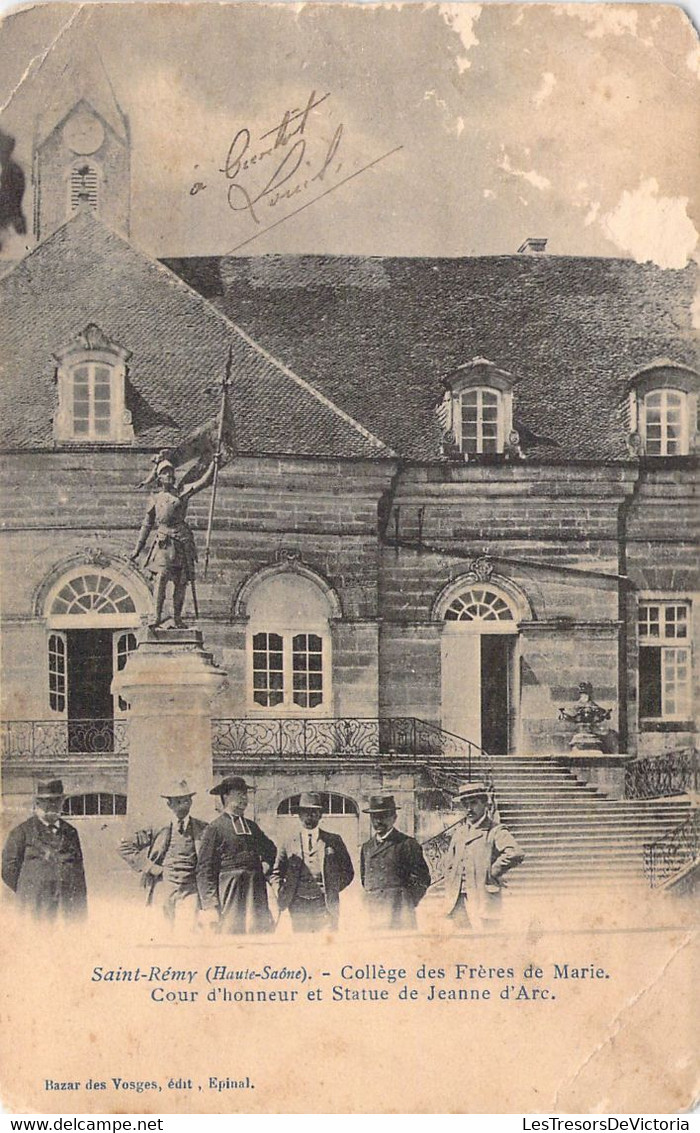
<box><xmin>228</xmin><ymin>320</ymin><xmax>397</xmax><ymax>458</ymax></box>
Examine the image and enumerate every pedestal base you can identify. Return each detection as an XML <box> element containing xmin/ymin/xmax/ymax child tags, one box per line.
<box><xmin>112</xmin><ymin>628</ymin><xmax>227</xmax><ymax>824</ymax></box>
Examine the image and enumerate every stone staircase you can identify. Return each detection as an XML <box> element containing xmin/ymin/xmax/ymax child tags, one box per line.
<box><xmin>426</xmin><ymin>754</ymin><xmax>693</xmax><ymax>893</ymax></box>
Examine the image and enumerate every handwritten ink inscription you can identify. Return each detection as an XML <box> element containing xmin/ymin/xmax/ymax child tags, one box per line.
<box><xmin>189</xmin><ymin>90</ymin><xmax>402</xmax><ymax>251</ymax></box>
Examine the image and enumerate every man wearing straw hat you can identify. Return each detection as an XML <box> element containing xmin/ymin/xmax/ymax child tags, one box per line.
<box><xmin>197</xmin><ymin>776</ymin><xmax>276</xmax><ymax>934</ymax></box>
<box><xmin>2</xmin><ymin>779</ymin><xmax>87</xmax><ymax>920</ymax></box>
<box><xmin>443</xmin><ymin>782</ymin><xmax>524</xmax><ymax>931</ymax></box>
<box><xmin>119</xmin><ymin>777</ymin><xmax>207</xmax><ymax>924</ymax></box>
<box><xmin>360</xmin><ymin>794</ymin><xmax>431</xmax><ymax>931</ymax></box>
<box><xmin>272</xmin><ymin>791</ymin><xmax>354</xmax><ymax>933</ymax></box>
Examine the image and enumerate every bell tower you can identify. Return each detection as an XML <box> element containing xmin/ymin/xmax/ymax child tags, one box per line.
<box><xmin>32</xmin><ymin>31</ymin><xmax>129</xmax><ymax>241</ymax></box>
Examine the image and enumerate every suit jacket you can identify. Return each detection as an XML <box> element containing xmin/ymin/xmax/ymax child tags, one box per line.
<box><xmin>443</xmin><ymin>817</ymin><xmax>525</xmax><ymax>919</ymax></box>
<box><xmin>119</xmin><ymin>817</ymin><xmax>208</xmax><ymax>904</ymax></box>
<box><xmin>2</xmin><ymin>815</ymin><xmax>87</xmax><ymax>920</ymax></box>
<box><xmin>273</xmin><ymin>828</ymin><xmax>354</xmax><ymax>924</ymax></box>
<box><xmin>197</xmin><ymin>813</ymin><xmax>276</xmax><ymax>933</ymax></box>
<box><xmin>360</xmin><ymin>827</ymin><xmax>431</xmax><ymax>930</ymax></box>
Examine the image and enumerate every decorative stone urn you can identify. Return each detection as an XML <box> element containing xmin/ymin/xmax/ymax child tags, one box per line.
<box><xmin>559</xmin><ymin>682</ymin><xmax>612</xmax><ymax>752</ymax></box>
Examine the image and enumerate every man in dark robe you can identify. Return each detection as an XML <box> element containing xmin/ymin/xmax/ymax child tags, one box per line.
<box><xmin>360</xmin><ymin>794</ymin><xmax>431</xmax><ymax>932</ymax></box>
<box><xmin>197</xmin><ymin>776</ymin><xmax>276</xmax><ymax>934</ymax></box>
<box><xmin>2</xmin><ymin>779</ymin><xmax>87</xmax><ymax>920</ymax></box>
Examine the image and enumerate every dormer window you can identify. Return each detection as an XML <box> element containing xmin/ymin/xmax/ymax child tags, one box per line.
<box><xmin>436</xmin><ymin>358</ymin><xmax>520</xmax><ymax>459</ymax></box>
<box><xmin>53</xmin><ymin>324</ymin><xmax>134</xmax><ymax>444</ymax></box>
<box><xmin>461</xmin><ymin>387</ymin><xmax>503</xmax><ymax>454</ymax></box>
<box><xmin>627</xmin><ymin>361</ymin><xmax>698</xmax><ymax>458</ymax></box>
<box><xmin>641</xmin><ymin>389</ymin><xmax>688</xmax><ymax>456</ymax></box>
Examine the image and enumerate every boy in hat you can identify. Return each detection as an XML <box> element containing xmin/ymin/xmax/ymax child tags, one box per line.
<box><xmin>130</xmin><ymin>454</ymin><xmax>217</xmax><ymax>629</ymax></box>
<box><xmin>197</xmin><ymin>776</ymin><xmax>276</xmax><ymax>934</ymax></box>
<box><xmin>360</xmin><ymin>795</ymin><xmax>431</xmax><ymax>931</ymax></box>
<box><xmin>443</xmin><ymin>782</ymin><xmax>524</xmax><ymax>931</ymax></box>
<box><xmin>2</xmin><ymin>779</ymin><xmax>87</xmax><ymax>920</ymax></box>
<box><xmin>119</xmin><ymin>778</ymin><xmax>207</xmax><ymax>924</ymax></box>
<box><xmin>272</xmin><ymin>791</ymin><xmax>354</xmax><ymax>933</ymax></box>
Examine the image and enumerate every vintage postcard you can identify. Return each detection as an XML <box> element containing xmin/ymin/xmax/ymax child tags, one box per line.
<box><xmin>0</xmin><ymin>0</ymin><xmax>698</xmax><ymax>1116</ymax></box>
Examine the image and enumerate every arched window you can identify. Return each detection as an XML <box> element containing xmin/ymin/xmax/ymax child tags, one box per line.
<box><xmin>641</xmin><ymin>389</ymin><xmax>689</xmax><ymax>456</ymax></box>
<box><xmin>277</xmin><ymin>793</ymin><xmax>358</xmax><ymax>816</ymax></box>
<box><xmin>53</xmin><ymin>324</ymin><xmax>133</xmax><ymax>445</ymax></box>
<box><xmin>444</xmin><ymin>588</ymin><xmax>515</xmax><ymax>623</ymax></box>
<box><xmin>245</xmin><ymin>568</ymin><xmax>335</xmax><ymax>714</ymax></box>
<box><xmin>460</xmin><ymin>388</ymin><xmax>503</xmax><ymax>454</ymax></box>
<box><xmin>51</xmin><ymin>573</ymin><xmax>136</xmax><ymax>618</ymax></box>
<box><xmin>626</xmin><ymin>363</ymin><xmax>697</xmax><ymax>458</ymax></box>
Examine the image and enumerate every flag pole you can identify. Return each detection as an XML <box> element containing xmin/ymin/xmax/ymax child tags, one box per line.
<box><xmin>203</xmin><ymin>346</ymin><xmax>232</xmax><ymax>580</ymax></box>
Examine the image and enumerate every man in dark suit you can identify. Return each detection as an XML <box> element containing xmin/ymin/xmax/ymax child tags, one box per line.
<box><xmin>272</xmin><ymin>791</ymin><xmax>354</xmax><ymax>933</ymax></box>
<box><xmin>360</xmin><ymin>794</ymin><xmax>431</xmax><ymax>932</ymax></box>
<box><xmin>2</xmin><ymin>779</ymin><xmax>87</xmax><ymax>921</ymax></box>
<box><xmin>119</xmin><ymin>777</ymin><xmax>208</xmax><ymax>925</ymax></box>
<box><xmin>197</xmin><ymin>775</ymin><xmax>276</xmax><ymax>934</ymax></box>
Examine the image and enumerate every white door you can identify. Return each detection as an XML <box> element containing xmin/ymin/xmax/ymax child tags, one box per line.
<box><xmin>441</xmin><ymin>632</ymin><xmax>481</xmax><ymax>744</ymax></box>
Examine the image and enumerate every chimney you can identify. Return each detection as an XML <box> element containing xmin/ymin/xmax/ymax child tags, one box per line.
<box><xmin>517</xmin><ymin>237</ymin><xmax>548</xmax><ymax>254</ymax></box>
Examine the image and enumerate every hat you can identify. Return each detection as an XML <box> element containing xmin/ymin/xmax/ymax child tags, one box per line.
<box><xmin>209</xmin><ymin>775</ymin><xmax>253</xmax><ymax>797</ymax></box>
<box><xmin>156</xmin><ymin>459</ymin><xmax>175</xmax><ymax>477</ymax></box>
<box><xmin>454</xmin><ymin>782</ymin><xmax>490</xmax><ymax>801</ymax></box>
<box><xmin>363</xmin><ymin>794</ymin><xmax>400</xmax><ymax>814</ymax></box>
<box><xmin>160</xmin><ymin>777</ymin><xmax>196</xmax><ymax>799</ymax></box>
<box><xmin>298</xmin><ymin>791</ymin><xmax>324</xmax><ymax>811</ymax></box>
<box><xmin>34</xmin><ymin>779</ymin><xmax>64</xmax><ymax>799</ymax></box>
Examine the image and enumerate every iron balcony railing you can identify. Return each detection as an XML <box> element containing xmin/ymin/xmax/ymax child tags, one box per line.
<box><xmin>211</xmin><ymin>715</ymin><xmax>490</xmax><ymax>776</ymax></box>
<box><xmin>625</xmin><ymin>748</ymin><xmax>699</xmax><ymax>800</ymax></box>
<box><xmin>1</xmin><ymin>718</ymin><xmax>129</xmax><ymax>759</ymax></box>
<box><xmin>643</xmin><ymin>809</ymin><xmax>700</xmax><ymax>888</ymax></box>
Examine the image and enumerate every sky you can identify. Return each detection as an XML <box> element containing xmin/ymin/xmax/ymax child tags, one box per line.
<box><xmin>0</xmin><ymin>1</ymin><xmax>698</xmax><ymax>264</ymax></box>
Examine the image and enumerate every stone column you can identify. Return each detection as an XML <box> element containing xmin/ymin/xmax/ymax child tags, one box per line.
<box><xmin>112</xmin><ymin>628</ymin><xmax>227</xmax><ymax>824</ymax></box>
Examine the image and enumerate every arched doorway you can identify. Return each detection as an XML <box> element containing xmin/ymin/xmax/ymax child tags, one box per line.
<box><xmin>436</xmin><ymin>580</ymin><xmax>526</xmax><ymax>754</ymax></box>
<box><xmin>43</xmin><ymin>564</ymin><xmax>145</xmax><ymax>752</ymax></box>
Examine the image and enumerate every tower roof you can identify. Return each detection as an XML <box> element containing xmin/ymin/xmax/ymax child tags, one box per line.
<box><xmin>18</xmin><ymin>8</ymin><xmax>127</xmax><ymax>146</ymax></box>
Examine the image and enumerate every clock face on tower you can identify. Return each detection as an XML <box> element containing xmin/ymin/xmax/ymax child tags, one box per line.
<box><xmin>63</xmin><ymin>111</ymin><xmax>105</xmax><ymax>155</ymax></box>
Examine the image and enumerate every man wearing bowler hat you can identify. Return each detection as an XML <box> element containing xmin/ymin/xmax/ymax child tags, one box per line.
<box><xmin>119</xmin><ymin>777</ymin><xmax>207</xmax><ymax>924</ymax></box>
<box><xmin>360</xmin><ymin>794</ymin><xmax>431</xmax><ymax>931</ymax></box>
<box><xmin>197</xmin><ymin>775</ymin><xmax>276</xmax><ymax>934</ymax></box>
<box><xmin>2</xmin><ymin>779</ymin><xmax>87</xmax><ymax>920</ymax></box>
<box><xmin>443</xmin><ymin>782</ymin><xmax>524</xmax><ymax>931</ymax></box>
<box><xmin>272</xmin><ymin>791</ymin><xmax>354</xmax><ymax>933</ymax></box>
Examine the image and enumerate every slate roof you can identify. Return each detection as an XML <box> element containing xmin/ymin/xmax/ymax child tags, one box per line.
<box><xmin>164</xmin><ymin>253</ymin><xmax>699</xmax><ymax>461</ymax></box>
<box><xmin>0</xmin><ymin>211</ymin><xmax>393</xmax><ymax>460</ymax></box>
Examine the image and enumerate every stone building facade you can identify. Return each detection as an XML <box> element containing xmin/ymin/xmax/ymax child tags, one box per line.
<box><xmin>1</xmin><ymin>84</ymin><xmax>697</xmax><ymax>886</ymax></box>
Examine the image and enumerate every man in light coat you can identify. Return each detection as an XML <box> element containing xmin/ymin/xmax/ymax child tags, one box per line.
<box><xmin>360</xmin><ymin>794</ymin><xmax>431</xmax><ymax>932</ymax></box>
<box><xmin>443</xmin><ymin>782</ymin><xmax>524</xmax><ymax>931</ymax></box>
<box><xmin>119</xmin><ymin>777</ymin><xmax>207</xmax><ymax>925</ymax></box>
<box><xmin>272</xmin><ymin>791</ymin><xmax>354</xmax><ymax>933</ymax></box>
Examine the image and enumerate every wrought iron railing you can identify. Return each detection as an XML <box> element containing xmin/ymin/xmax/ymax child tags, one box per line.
<box><xmin>212</xmin><ymin>716</ymin><xmax>490</xmax><ymax>777</ymax></box>
<box><xmin>625</xmin><ymin>748</ymin><xmax>699</xmax><ymax>799</ymax></box>
<box><xmin>643</xmin><ymin>810</ymin><xmax>700</xmax><ymax>888</ymax></box>
<box><xmin>1</xmin><ymin>718</ymin><xmax>129</xmax><ymax>759</ymax></box>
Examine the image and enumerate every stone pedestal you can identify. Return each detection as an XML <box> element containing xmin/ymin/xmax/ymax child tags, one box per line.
<box><xmin>564</xmin><ymin>753</ymin><xmax>635</xmax><ymax>799</ymax></box>
<box><xmin>112</xmin><ymin>628</ymin><xmax>227</xmax><ymax>824</ymax></box>
<box><xmin>569</xmin><ymin>728</ymin><xmax>605</xmax><ymax>752</ymax></box>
